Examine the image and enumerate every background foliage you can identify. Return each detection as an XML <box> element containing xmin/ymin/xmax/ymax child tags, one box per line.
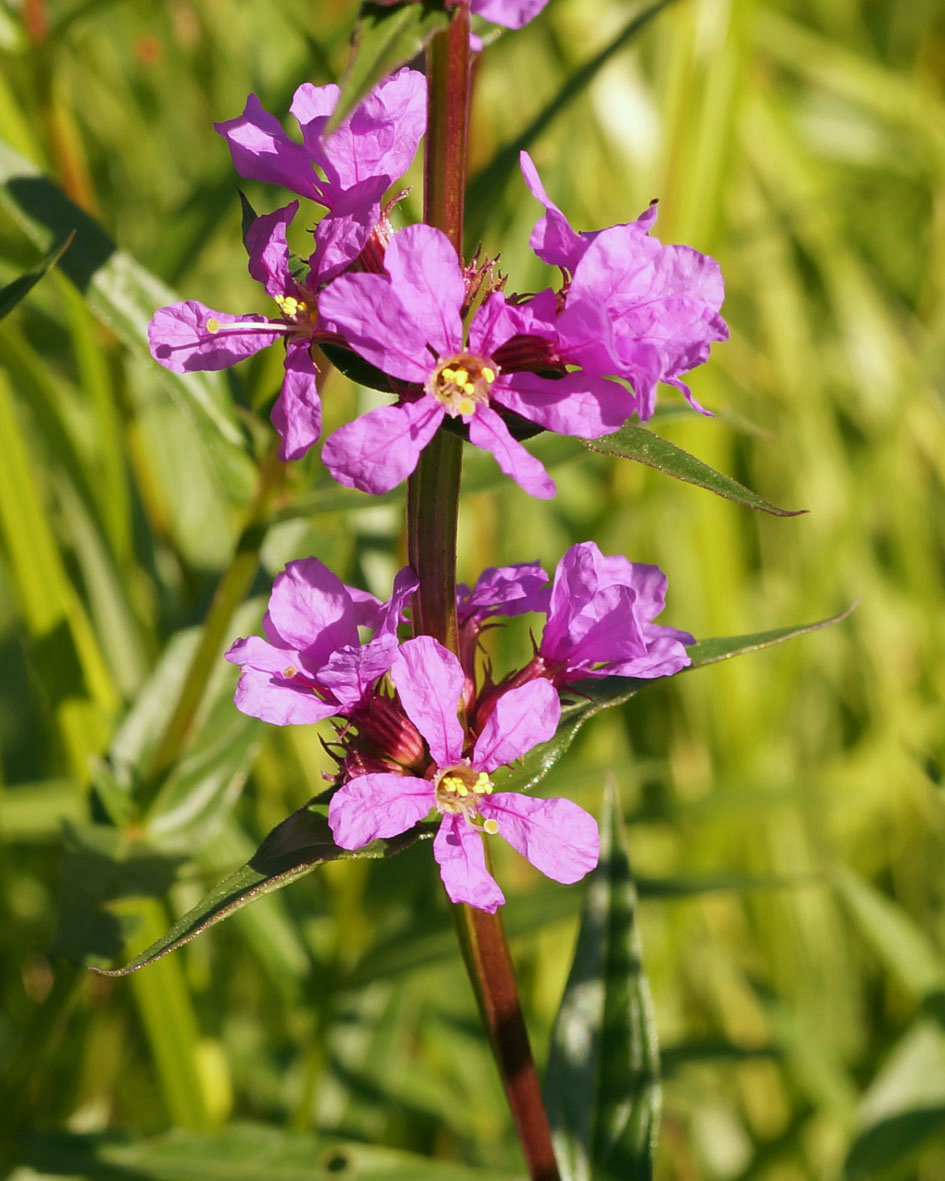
<box><xmin>1</xmin><ymin>0</ymin><xmax>943</xmax><ymax>1177</ymax></box>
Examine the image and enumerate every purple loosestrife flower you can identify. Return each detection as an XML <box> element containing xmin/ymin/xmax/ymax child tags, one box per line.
<box><xmin>373</xmin><ymin>0</ymin><xmax>549</xmax><ymax>30</ymax></box>
<box><xmin>328</xmin><ymin>636</ymin><xmax>599</xmax><ymax>912</ymax></box>
<box><xmin>520</xmin><ymin>152</ymin><xmax>729</xmax><ymax>419</ymax></box>
<box><xmin>317</xmin><ymin>223</ymin><xmax>633</xmax><ymax>498</ymax></box>
<box><xmin>224</xmin><ymin>557</ymin><xmax>417</xmax><ymax>726</ymax></box>
<box><xmin>215</xmin><ymin>69</ymin><xmax>426</xmax><ymax>232</ymax></box>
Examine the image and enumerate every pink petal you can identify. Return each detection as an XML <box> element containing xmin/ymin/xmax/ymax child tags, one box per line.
<box><xmin>382</xmin><ymin>224</ymin><xmax>464</xmax><ymax>358</ymax></box>
<box><xmin>457</xmin><ymin>562</ymin><xmax>550</xmax><ymax>622</ymax></box>
<box><xmin>472</xmin><ymin>0</ymin><xmax>549</xmax><ymax>27</ymax></box>
<box><xmin>264</xmin><ymin>558</ymin><xmax>359</xmax><ymax>661</ymax></box>
<box><xmin>272</xmin><ymin>342</ymin><xmax>321</xmax><ymax>461</ymax></box>
<box><xmin>148</xmin><ymin>301</ymin><xmax>279</xmax><ymax>373</ymax></box>
<box><xmin>233</xmin><ymin>666</ymin><xmax>336</xmax><ymax>727</ymax></box>
<box><xmin>215</xmin><ymin>94</ymin><xmax>322</xmax><ymax>201</ymax></box>
<box><xmin>481</xmin><ymin>794</ymin><xmax>599</xmax><ymax>884</ymax></box>
<box><xmin>318</xmin><ymin>635</ymin><xmax>398</xmax><ymax>711</ymax></box>
<box><xmin>467</xmin><ymin>406</ymin><xmax>556</xmax><ymax>499</ymax></box>
<box><xmin>434</xmin><ymin>814</ymin><xmax>505</xmax><ymax>912</ymax></box>
<box><xmin>473</xmin><ymin>679</ymin><xmax>560</xmax><ymax>772</ymax></box>
<box><xmin>391</xmin><ymin>636</ymin><xmax>465</xmax><ymax>766</ymax></box>
<box><xmin>246</xmin><ymin>201</ymin><xmax>298</xmax><ymax>297</ymax></box>
<box><xmin>495</xmin><ymin>370</ymin><xmax>632</xmax><ymax>439</ymax></box>
<box><xmin>317</xmin><ymin>273</ymin><xmax>433</xmax><ymax>383</ymax></box>
<box><xmin>321</xmin><ymin>400</ymin><xmax>443</xmax><ymax>495</ymax></box>
<box><xmin>375</xmin><ymin>566</ymin><xmax>420</xmax><ymax>637</ymax></box>
<box><xmin>519</xmin><ymin>151</ymin><xmax>590</xmax><ymax>272</ymax></box>
<box><xmin>328</xmin><ymin>772</ymin><xmax>433</xmax><ymax>849</ymax></box>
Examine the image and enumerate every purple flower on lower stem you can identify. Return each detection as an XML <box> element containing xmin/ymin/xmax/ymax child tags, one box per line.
<box><xmin>148</xmin><ymin>201</ymin><xmax>358</xmax><ymax>461</ymax></box>
<box><xmin>520</xmin><ymin>152</ymin><xmax>729</xmax><ymax>419</ymax></box>
<box><xmin>317</xmin><ymin>223</ymin><xmax>634</xmax><ymax>498</ymax></box>
<box><xmin>537</xmin><ymin>541</ymin><xmax>694</xmax><ymax>683</ymax></box>
<box><xmin>328</xmin><ymin>636</ymin><xmax>599</xmax><ymax>912</ymax></box>
<box><xmin>224</xmin><ymin>558</ymin><xmax>417</xmax><ymax>726</ymax></box>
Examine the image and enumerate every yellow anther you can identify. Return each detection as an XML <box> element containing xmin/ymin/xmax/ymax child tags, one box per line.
<box><xmin>282</xmin><ymin>665</ymin><xmax>298</xmax><ymax>679</ymax></box>
<box><xmin>462</xmin><ymin>381</ymin><xmax>476</xmax><ymax>395</ymax></box>
<box><xmin>483</xmin><ymin>819</ymin><xmax>499</xmax><ymax>835</ymax></box>
<box><xmin>457</xmin><ymin>398</ymin><xmax>475</xmax><ymax>416</ymax></box>
<box><xmin>457</xmin><ymin>784</ymin><xmax>469</xmax><ymax>797</ymax></box>
<box><xmin>452</xmin><ymin>368</ymin><xmax>469</xmax><ymax>385</ymax></box>
<box><xmin>206</xmin><ymin>318</ymin><xmax>220</xmax><ymax>334</ymax></box>
<box><xmin>440</xmin><ymin>367</ymin><xmax>456</xmax><ymax>381</ymax></box>
<box><xmin>481</xmin><ymin>366</ymin><xmax>496</xmax><ymax>383</ymax></box>
<box><xmin>475</xmin><ymin>772</ymin><xmax>493</xmax><ymax>794</ymax></box>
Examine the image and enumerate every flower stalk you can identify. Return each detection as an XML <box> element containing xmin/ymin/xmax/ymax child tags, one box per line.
<box><xmin>409</xmin><ymin>7</ymin><xmax>561</xmax><ymax>1178</ymax></box>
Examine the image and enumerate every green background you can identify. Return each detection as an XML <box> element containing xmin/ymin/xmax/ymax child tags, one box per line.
<box><xmin>1</xmin><ymin>0</ymin><xmax>943</xmax><ymax>1177</ymax></box>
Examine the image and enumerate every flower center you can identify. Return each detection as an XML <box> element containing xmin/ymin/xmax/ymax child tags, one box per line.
<box><xmin>434</xmin><ymin>763</ymin><xmax>499</xmax><ymax>833</ymax></box>
<box><xmin>427</xmin><ymin>352</ymin><xmax>497</xmax><ymax>418</ymax></box>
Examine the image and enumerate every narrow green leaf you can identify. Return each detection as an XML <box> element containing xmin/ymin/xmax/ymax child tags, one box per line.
<box><xmin>496</xmin><ymin>605</ymin><xmax>855</xmax><ymax>795</ymax></box>
<box><xmin>0</xmin><ymin>138</ymin><xmax>255</xmax><ymax>500</ymax></box>
<box><xmin>581</xmin><ymin>421</ymin><xmax>804</xmax><ymax>516</ymax></box>
<box><xmin>466</xmin><ymin>0</ymin><xmax>674</xmax><ymax>240</ymax></box>
<box><xmin>17</xmin><ymin>1124</ymin><xmax>523</xmax><ymax>1179</ymax></box>
<box><xmin>328</xmin><ymin>2</ymin><xmax>451</xmax><ymax>134</ymax></box>
<box><xmin>0</xmin><ymin>229</ymin><xmax>73</xmax><ymax>319</ymax></box>
<box><xmin>844</xmin><ymin>1108</ymin><xmax>945</xmax><ymax>1181</ymax></box>
<box><xmin>91</xmin><ymin>799</ymin><xmax>431</xmax><ymax>976</ymax></box>
<box><xmin>545</xmin><ymin>781</ymin><xmax>661</xmax><ymax>1181</ymax></box>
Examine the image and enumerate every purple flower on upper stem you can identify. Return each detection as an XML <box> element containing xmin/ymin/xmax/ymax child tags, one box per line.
<box><xmin>520</xmin><ymin>152</ymin><xmax>729</xmax><ymax>419</ymax></box>
<box><xmin>472</xmin><ymin>0</ymin><xmax>549</xmax><ymax>28</ymax></box>
<box><xmin>215</xmin><ymin>68</ymin><xmax>426</xmax><ymax>222</ymax></box>
<box><xmin>317</xmin><ymin>223</ymin><xmax>634</xmax><ymax>498</ymax></box>
<box><xmin>148</xmin><ymin>201</ymin><xmax>345</xmax><ymax>461</ymax></box>
<box><xmin>328</xmin><ymin>636</ymin><xmax>599</xmax><ymax>912</ymax></box>
<box><xmin>224</xmin><ymin>557</ymin><xmax>417</xmax><ymax>726</ymax></box>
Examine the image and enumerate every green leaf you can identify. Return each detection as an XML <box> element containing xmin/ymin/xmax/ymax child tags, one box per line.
<box><xmin>91</xmin><ymin>798</ymin><xmax>432</xmax><ymax>976</ymax></box>
<box><xmin>545</xmin><ymin>781</ymin><xmax>661</xmax><ymax>1181</ymax></box>
<box><xmin>0</xmin><ymin>138</ymin><xmax>255</xmax><ymax>500</ymax></box>
<box><xmin>0</xmin><ymin>228</ymin><xmax>73</xmax><ymax>320</ymax></box>
<box><xmin>328</xmin><ymin>3</ymin><xmax>451</xmax><ymax>134</ymax></box>
<box><xmin>17</xmin><ymin>1124</ymin><xmax>524</xmax><ymax>1179</ymax></box>
<box><xmin>466</xmin><ymin>0</ymin><xmax>674</xmax><ymax>241</ymax></box>
<box><xmin>581</xmin><ymin>420</ymin><xmax>804</xmax><ymax>516</ymax></box>
<box><xmin>496</xmin><ymin>605</ymin><xmax>855</xmax><ymax>795</ymax></box>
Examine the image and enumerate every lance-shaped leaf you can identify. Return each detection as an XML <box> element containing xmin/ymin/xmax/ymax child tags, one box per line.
<box><xmin>90</xmin><ymin>798</ymin><xmax>432</xmax><ymax>976</ymax></box>
<box><xmin>328</xmin><ymin>2</ymin><xmax>451</xmax><ymax>133</ymax></box>
<box><xmin>0</xmin><ymin>139</ymin><xmax>254</xmax><ymax>500</ymax></box>
<box><xmin>545</xmin><ymin>781</ymin><xmax>661</xmax><ymax>1181</ymax></box>
<box><xmin>0</xmin><ymin>229</ymin><xmax>73</xmax><ymax>320</ymax></box>
<box><xmin>494</xmin><ymin>605</ymin><xmax>854</xmax><ymax>795</ymax></box>
<box><xmin>581</xmin><ymin>420</ymin><xmax>803</xmax><ymax>517</ymax></box>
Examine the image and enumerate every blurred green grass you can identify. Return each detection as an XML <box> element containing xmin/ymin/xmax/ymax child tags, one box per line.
<box><xmin>1</xmin><ymin>0</ymin><xmax>944</xmax><ymax>1177</ymax></box>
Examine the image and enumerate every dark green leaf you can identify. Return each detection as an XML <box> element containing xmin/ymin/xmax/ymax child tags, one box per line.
<box><xmin>328</xmin><ymin>2</ymin><xmax>451</xmax><ymax>134</ymax></box>
<box><xmin>496</xmin><ymin>605</ymin><xmax>855</xmax><ymax>795</ymax></box>
<box><xmin>17</xmin><ymin>1124</ymin><xmax>523</xmax><ymax>1179</ymax></box>
<box><xmin>545</xmin><ymin>781</ymin><xmax>661</xmax><ymax>1181</ymax></box>
<box><xmin>844</xmin><ymin>1108</ymin><xmax>945</xmax><ymax>1180</ymax></box>
<box><xmin>581</xmin><ymin>420</ymin><xmax>804</xmax><ymax>516</ymax></box>
<box><xmin>91</xmin><ymin>798</ymin><xmax>432</xmax><ymax>976</ymax></box>
<box><xmin>0</xmin><ymin>139</ymin><xmax>255</xmax><ymax>500</ymax></box>
<box><xmin>0</xmin><ymin>229</ymin><xmax>73</xmax><ymax>320</ymax></box>
<box><xmin>466</xmin><ymin>0</ymin><xmax>674</xmax><ymax>241</ymax></box>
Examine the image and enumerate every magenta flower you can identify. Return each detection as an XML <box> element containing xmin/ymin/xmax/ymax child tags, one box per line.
<box><xmin>472</xmin><ymin>0</ymin><xmax>549</xmax><ymax>27</ymax></box>
<box><xmin>537</xmin><ymin>541</ymin><xmax>694</xmax><ymax>683</ymax></box>
<box><xmin>328</xmin><ymin>636</ymin><xmax>599</xmax><ymax>912</ymax></box>
<box><xmin>148</xmin><ymin>201</ymin><xmax>346</xmax><ymax>461</ymax></box>
<box><xmin>215</xmin><ymin>68</ymin><xmax>426</xmax><ymax>220</ymax></box>
<box><xmin>520</xmin><ymin>152</ymin><xmax>729</xmax><ymax>419</ymax></box>
<box><xmin>317</xmin><ymin>223</ymin><xmax>633</xmax><ymax>498</ymax></box>
<box><xmin>225</xmin><ymin>558</ymin><xmax>417</xmax><ymax>726</ymax></box>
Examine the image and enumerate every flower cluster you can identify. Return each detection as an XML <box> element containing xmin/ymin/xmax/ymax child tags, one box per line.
<box><xmin>148</xmin><ymin>33</ymin><xmax>721</xmax><ymax>912</ymax></box>
<box><xmin>226</xmin><ymin>543</ymin><xmax>692</xmax><ymax>911</ymax></box>
<box><xmin>148</xmin><ymin>72</ymin><xmax>726</xmax><ymax>495</ymax></box>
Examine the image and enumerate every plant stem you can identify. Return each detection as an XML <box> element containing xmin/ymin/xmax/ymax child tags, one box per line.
<box><xmin>410</xmin><ymin>8</ymin><xmax>560</xmax><ymax>1179</ymax></box>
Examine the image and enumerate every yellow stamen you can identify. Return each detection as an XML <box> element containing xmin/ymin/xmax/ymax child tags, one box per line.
<box><xmin>483</xmin><ymin>819</ymin><xmax>499</xmax><ymax>835</ymax></box>
<box><xmin>440</xmin><ymin>367</ymin><xmax>456</xmax><ymax>381</ymax></box>
<box><xmin>206</xmin><ymin>318</ymin><xmax>220</xmax><ymax>333</ymax></box>
<box><xmin>481</xmin><ymin>366</ymin><xmax>496</xmax><ymax>383</ymax></box>
<box><xmin>457</xmin><ymin>397</ymin><xmax>475</xmax><ymax>416</ymax></box>
<box><xmin>282</xmin><ymin>666</ymin><xmax>298</xmax><ymax>678</ymax></box>
<box><xmin>452</xmin><ymin>368</ymin><xmax>469</xmax><ymax>385</ymax></box>
<box><xmin>462</xmin><ymin>381</ymin><xmax>476</xmax><ymax>394</ymax></box>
